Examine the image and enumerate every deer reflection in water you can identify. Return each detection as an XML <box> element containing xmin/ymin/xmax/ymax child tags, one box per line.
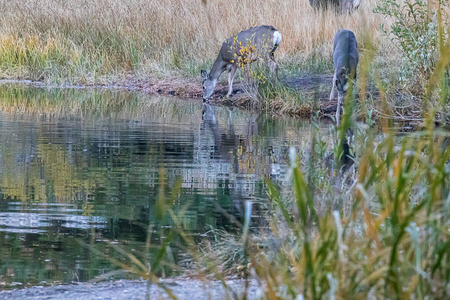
<box><xmin>199</xmin><ymin>102</ymin><xmax>266</xmax><ymax>226</ymax></box>
<box><xmin>201</xmin><ymin>102</ymin><xmax>238</xmax><ymax>165</ymax></box>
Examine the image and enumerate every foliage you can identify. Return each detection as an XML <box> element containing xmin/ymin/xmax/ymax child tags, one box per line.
<box><xmin>233</xmin><ymin>39</ymin><xmax>267</xmax><ymax>103</ymax></box>
<box><xmin>374</xmin><ymin>0</ymin><xmax>448</xmax><ymax>90</ymax></box>
<box><xmin>230</xmin><ymin>38</ymin><xmax>298</xmax><ymax>107</ymax></box>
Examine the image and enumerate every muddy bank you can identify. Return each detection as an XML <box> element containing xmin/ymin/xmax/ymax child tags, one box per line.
<box><xmin>0</xmin><ymin>279</ymin><xmax>262</xmax><ymax>300</ymax></box>
<box><xmin>0</xmin><ymin>74</ymin><xmax>339</xmax><ymax>119</ymax></box>
<box><xmin>135</xmin><ymin>74</ymin><xmax>339</xmax><ymax>119</ymax></box>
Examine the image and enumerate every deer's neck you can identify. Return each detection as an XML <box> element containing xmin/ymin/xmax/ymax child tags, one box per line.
<box><xmin>209</xmin><ymin>55</ymin><xmax>227</xmax><ymax>80</ymax></box>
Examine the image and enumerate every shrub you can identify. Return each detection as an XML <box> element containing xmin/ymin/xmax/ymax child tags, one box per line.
<box><xmin>374</xmin><ymin>0</ymin><xmax>448</xmax><ymax>91</ymax></box>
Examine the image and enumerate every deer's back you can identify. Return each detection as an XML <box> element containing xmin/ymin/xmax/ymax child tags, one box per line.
<box><xmin>219</xmin><ymin>25</ymin><xmax>279</xmax><ymax>63</ymax></box>
<box><xmin>333</xmin><ymin>30</ymin><xmax>358</xmax><ymax>71</ymax></box>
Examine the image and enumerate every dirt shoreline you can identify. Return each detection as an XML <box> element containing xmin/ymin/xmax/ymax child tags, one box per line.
<box><xmin>0</xmin><ymin>75</ymin><xmax>339</xmax><ymax>119</ymax></box>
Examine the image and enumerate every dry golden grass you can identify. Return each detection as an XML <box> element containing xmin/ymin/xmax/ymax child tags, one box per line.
<box><xmin>0</xmin><ymin>0</ymin><xmax>391</xmax><ymax>82</ymax></box>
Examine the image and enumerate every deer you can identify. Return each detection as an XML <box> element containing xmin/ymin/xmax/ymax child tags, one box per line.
<box><xmin>341</xmin><ymin>0</ymin><xmax>361</xmax><ymax>13</ymax></box>
<box><xmin>329</xmin><ymin>29</ymin><xmax>359</xmax><ymax>126</ymax></box>
<box><xmin>201</xmin><ymin>25</ymin><xmax>282</xmax><ymax>101</ymax></box>
<box><xmin>309</xmin><ymin>0</ymin><xmax>361</xmax><ymax>14</ymax></box>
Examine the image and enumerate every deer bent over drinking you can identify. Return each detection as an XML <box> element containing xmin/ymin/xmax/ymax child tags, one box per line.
<box><xmin>329</xmin><ymin>29</ymin><xmax>359</xmax><ymax>126</ymax></box>
<box><xmin>201</xmin><ymin>25</ymin><xmax>282</xmax><ymax>101</ymax></box>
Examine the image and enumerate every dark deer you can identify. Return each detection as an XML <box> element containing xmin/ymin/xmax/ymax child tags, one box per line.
<box><xmin>329</xmin><ymin>29</ymin><xmax>359</xmax><ymax>126</ymax></box>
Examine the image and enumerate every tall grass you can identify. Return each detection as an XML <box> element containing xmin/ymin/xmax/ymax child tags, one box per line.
<box><xmin>0</xmin><ymin>0</ymin><xmax>393</xmax><ymax>84</ymax></box>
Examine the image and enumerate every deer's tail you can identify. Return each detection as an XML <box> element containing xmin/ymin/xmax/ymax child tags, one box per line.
<box><xmin>270</xmin><ymin>31</ymin><xmax>282</xmax><ymax>58</ymax></box>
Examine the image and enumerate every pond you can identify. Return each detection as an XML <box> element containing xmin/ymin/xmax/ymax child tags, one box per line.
<box><xmin>0</xmin><ymin>84</ymin><xmax>324</xmax><ymax>289</ymax></box>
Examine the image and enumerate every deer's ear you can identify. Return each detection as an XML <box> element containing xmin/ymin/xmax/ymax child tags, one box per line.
<box><xmin>201</xmin><ymin>70</ymin><xmax>208</xmax><ymax>80</ymax></box>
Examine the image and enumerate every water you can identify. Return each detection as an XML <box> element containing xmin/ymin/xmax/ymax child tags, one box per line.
<box><xmin>0</xmin><ymin>84</ymin><xmax>321</xmax><ymax>289</ymax></box>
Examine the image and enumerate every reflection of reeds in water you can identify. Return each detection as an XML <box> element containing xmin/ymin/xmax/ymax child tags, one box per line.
<box><xmin>0</xmin><ymin>86</ymin><xmax>318</xmax><ymax>205</ymax></box>
<box><xmin>0</xmin><ymin>85</ymin><xmax>197</xmax><ymax>120</ymax></box>
<box><xmin>0</xmin><ymin>84</ymin><xmax>277</xmax><ymax>127</ymax></box>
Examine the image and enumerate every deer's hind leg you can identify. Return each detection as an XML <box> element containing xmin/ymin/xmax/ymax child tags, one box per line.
<box><xmin>227</xmin><ymin>64</ymin><xmax>238</xmax><ymax>98</ymax></box>
<box><xmin>268</xmin><ymin>52</ymin><xmax>279</xmax><ymax>75</ymax></box>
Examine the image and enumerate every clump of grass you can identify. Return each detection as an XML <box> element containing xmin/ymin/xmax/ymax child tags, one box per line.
<box><xmin>184</xmin><ymin>228</ymin><xmax>246</xmax><ymax>277</ymax></box>
<box><xmin>236</xmin><ymin>60</ymin><xmax>302</xmax><ymax>111</ymax></box>
<box><xmin>259</xmin><ymin>127</ymin><xmax>449</xmax><ymax>298</ymax></box>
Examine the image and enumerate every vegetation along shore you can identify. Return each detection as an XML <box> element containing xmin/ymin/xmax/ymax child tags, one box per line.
<box><xmin>0</xmin><ymin>0</ymin><xmax>447</xmax><ymax>119</ymax></box>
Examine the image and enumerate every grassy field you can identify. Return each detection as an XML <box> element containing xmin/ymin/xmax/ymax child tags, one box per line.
<box><xmin>0</xmin><ymin>0</ymin><xmax>401</xmax><ymax>82</ymax></box>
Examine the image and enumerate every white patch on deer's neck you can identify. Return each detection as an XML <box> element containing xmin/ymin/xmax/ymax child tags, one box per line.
<box><xmin>273</xmin><ymin>31</ymin><xmax>282</xmax><ymax>46</ymax></box>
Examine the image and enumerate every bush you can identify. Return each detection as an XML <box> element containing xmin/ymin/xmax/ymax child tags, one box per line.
<box><xmin>374</xmin><ymin>0</ymin><xmax>448</xmax><ymax>91</ymax></box>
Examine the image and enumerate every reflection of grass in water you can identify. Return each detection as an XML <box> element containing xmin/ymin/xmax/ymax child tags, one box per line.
<box><xmin>1</xmin><ymin>143</ymin><xmax>77</xmax><ymax>202</ymax></box>
<box><xmin>0</xmin><ymin>86</ymin><xmax>196</xmax><ymax>203</ymax></box>
<box><xmin>0</xmin><ymin>85</ymin><xmax>297</xmax><ymax>206</ymax></box>
<box><xmin>0</xmin><ymin>85</ymin><xmax>201</xmax><ymax>120</ymax></box>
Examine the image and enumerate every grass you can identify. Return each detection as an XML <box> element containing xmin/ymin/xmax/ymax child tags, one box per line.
<box><xmin>0</xmin><ymin>1</ymin><xmax>408</xmax><ymax>82</ymax></box>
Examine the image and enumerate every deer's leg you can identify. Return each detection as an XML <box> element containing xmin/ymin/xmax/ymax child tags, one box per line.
<box><xmin>227</xmin><ymin>65</ymin><xmax>238</xmax><ymax>98</ymax></box>
<box><xmin>269</xmin><ymin>53</ymin><xmax>279</xmax><ymax>75</ymax></box>
<box><xmin>336</xmin><ymin>93</ymin><xmax>342</xmax><ymax>127</ymax></box>
<box><xmin>226</xmin><ymin>107</ymin><xmax>233</xmax><ymax>127</ymax></box>
<box><xmin>329</xmin><ymin>71</ymin><xmax>336</xmax><ymax>101</ymax></box>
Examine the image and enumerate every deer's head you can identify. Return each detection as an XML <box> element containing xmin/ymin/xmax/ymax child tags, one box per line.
<box><xmin>201</xmin><ymin>70</ymin><xmax>217</xmax><ymax>101</ymax></box>
<box><xmin>335</xmin><ymin>66</ymin><xmax>356</xmax><ymax>96</ymax></box>
<box><xmin>202</xmin><ymin>102</ymin><xmax>216</xmax><ymax>122</ymax></box>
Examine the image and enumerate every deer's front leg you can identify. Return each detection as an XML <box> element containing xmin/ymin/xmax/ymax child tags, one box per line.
<box><xmin>329</xmin><ymin>71</ymin><xmax>336</xmax><ymax>101</ymax></box>
<box><xmin>268</xmin><ymin>55</ymin><xmax>279</xmax><ymax>75</ymax></box>
<box><xmin>227</xmin><ymin>64</ymin><xmax>238</xmax><ymax>98</ymax></box>
<box><xmin>336</xmin><ymin>93</ymin><xmax>342</xmax><ymax>126</ymax></box>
